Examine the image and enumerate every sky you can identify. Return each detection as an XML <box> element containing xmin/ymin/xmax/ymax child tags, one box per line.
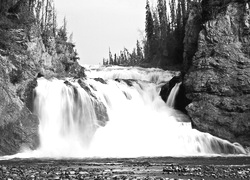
<box><xmin>54</xmin><ymin>0</ymin><xmax>156</xmax><ymax>65</ymax></box>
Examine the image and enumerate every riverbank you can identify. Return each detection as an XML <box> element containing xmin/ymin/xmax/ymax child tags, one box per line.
<box><xmin>0</xmin><ymin>157</ymin><xmax>250</xmax><ymax>179</ymax></box>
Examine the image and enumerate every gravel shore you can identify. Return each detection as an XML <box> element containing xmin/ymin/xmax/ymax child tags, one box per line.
<box><xmin>0</xmin><ymin>157</ymin><xmax>249</xmax><ymax>180</ymax></box>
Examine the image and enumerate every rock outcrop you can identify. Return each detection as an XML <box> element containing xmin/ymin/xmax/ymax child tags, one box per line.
<box><xmin>183</xmin><ymin>2</ymin><xmax>202</xmax><ymax>73</ymax></box>
<box><xmin>0</xmin><ymin>3</ymin><xmax>84</xmax><ymax>155</ymax></box>
<box><xmin>160</xmin><ymin>76</ymin><xmax>191</xmax><ymax>113</ymax></box>
<box><xmin>184</xmin><ymin>1</ymin><xmax>250</xmax><ymax>147</ymax></box>
<box><xmin>0</xmin><ymin>83</ymin><xmax>39</xmax><ymax>155</ymax></box>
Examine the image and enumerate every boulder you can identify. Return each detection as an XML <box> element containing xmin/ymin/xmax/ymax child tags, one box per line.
<box><xmin>78</xmin><ymin>79</ymin><xmax>109</xmax><ymax>127</ymax></box>
<box><xmin>0</xmin><ymin>84</ymin><xmax>39</xmax><ymax>155</ymax></box>
<box><xmin>184</xmin><ymin>1</ymin><xmax>250</xmax><ymax>147</ymax></box>
<box><xmin>160</xmin><ymin>76</ymin><xmax>191</xmax><ymax>113</ymax></box>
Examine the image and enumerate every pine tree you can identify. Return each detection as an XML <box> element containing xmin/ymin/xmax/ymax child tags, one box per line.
<box><xmin>58</xmin><ymin>17</ymin><xmax>67</xmax><ymax>41</ymax></box>
<box><xmin>145</xmin><ymin>0</ymin><xmax>154</xmax><ymax>41</ymax></box>
<box><xmin>157</xmin><ymin>0</ymin><xmax>167</xmax><ymax>40</ymax></box>
<box><xmin>120</xmin><ymin>51</ymin><xmax>125</xmax><ymax>65</ymax></box>
<box><xmin>131</xmin><ymin>48</ymin><xmax>137</xmax><ymax>65</ymax></box>
<box><xmin>145</xmin><ymin>0</ymin><xmax>154</xmax><ymax>62</ymax></box>
<box><xmin>169</xmin><ymin>0</ymin><xmax>176</xmax><ymax>31</ymax></box>
<box><xmin>152</xmin><ymin>8</ymin><xmax>160</xmax><ymax>40</ymax></box>
<box><xmin>109</xmin><ymin>48</ymin><xmax>113</xmax><ymax>65</ymax></box>
<box><xmin>136</xmin><ymin>40</ymin><xmax>143</xmax><ymax>63</ymax></box>
<box><xmin>114</xmin><ymin>54</ymin><xmax>117</xmax><ymax>65</ymax></box>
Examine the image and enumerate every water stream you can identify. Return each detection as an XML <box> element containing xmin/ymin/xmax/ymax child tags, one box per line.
<box><xmin>4</xmin><ymin>66</ymin><xmax>247</xmax><ymax>158</ymax></box>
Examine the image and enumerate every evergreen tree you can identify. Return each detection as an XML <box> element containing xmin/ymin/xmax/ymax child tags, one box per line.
<box><xmin>120</xmin><ymin>51</ymin><xmax>125</xmax><ymax>65</ymax></box>
<box><xmin>136</xmin><ymin>40</ymin><xmax>144</xmax><ymax>63</ymax></box>
<box><xmin>152</xmin><ymin>8</ymin><xmax>160</xmax><ymax>41</ymax></box>
<box><xmin>109</xmin><ymin>48</ymin><xmax>113</xmax><ymax>65</ymax></box>
<box><xmin>145</xmin><ymin>0</ymin><xmax>154</xmax><ymax>62</ymax></box>
<box><xmin>131</xmin><ymin>48</ymin><xmax>137</xmax><ymax>65</ymax></box>
<box><xmin>157</xmin><ymin>0</ymin><xmax>167</xmax><ymax>40</ymax></box>
<box><xmin>114</xmin><ymin>53</ymin><xmax>117</xmax><ymax>65</ymax></box>
<box><xmin>102</xmin><ymin>0</ymin><xmax>200</xmax><ymax>68</ymax></box>
<box><xmin>169</xmin><ymin>0</ymin><xmax>176</xmax><ymax>31</ymax></box>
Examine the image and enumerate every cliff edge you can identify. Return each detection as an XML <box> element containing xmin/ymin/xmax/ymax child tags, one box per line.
<box><xmin>184</xmin><ymin>0</ymin><xmax>250</xmax><ymax>147</ymax></box>
<box><xmin>0</xmin><ymin>1</ymin><xmax>84</xmax><ymax>155</ymax></box>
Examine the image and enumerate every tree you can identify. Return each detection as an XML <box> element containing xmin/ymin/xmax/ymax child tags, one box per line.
<box><xmin>152</xmin><ymin>7</ymin><xmax>160</xmax><ymax>40</ymax></box>
<box><xmin>109</xmin><ymin>48</ymin><xmax>113</xmax><ymax>65</ymax></box>
<box><xmin>157</xmin><ymin>0</ymin><xmax>167</xmax><ymax>40</ymax></box>
<box><xmin>145</xmin><ymin>0</ymin><xmax>155</xmax><ymax>62</ymax></box>
<box><xmin>114</xmin><ymin>53</ymin><xmax>117</xmax><ymax>65</ymax></box>
<box><xmin>169</xmin><ymin>0</ymin><xmax>176</xmax><ymax>31</ymax></box>
<box><xmin>136</xmin><ymin>40</ymin><xmax>144</xmax><ymax>63</ymax></box>
<box><xmin>57</xmin><ymin>17</ymin><xmax>67</xmax><ymax>41</ymax></box>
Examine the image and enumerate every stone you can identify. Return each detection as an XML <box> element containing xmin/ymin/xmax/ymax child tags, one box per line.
<box><xmin>0</xmin><ymin>6</ymin><xmax>85</xmax><ymax>156</ymax></box>
<box><xmin>160</xmin><ymin>76</ymin><xmax>191</xmax><ymax>113</ymax></box>
<box><xmin>183</xmin><ymin>2</ymin><xmax>202</xmax><ymax>73</ymax></box>
<box><xmin>183</xmin><ymin>1</ymin><xmax>250</xmax><ymax>147</ymax></box>
<box><xmin>77</xmin><ymin>79</ymin><xmax>109</xmax><ymax>126</ymax></box>
<box><xmin>0</xmin><ymin>83</ymin><xmax>39</xmax><ymax>155</ymax></box>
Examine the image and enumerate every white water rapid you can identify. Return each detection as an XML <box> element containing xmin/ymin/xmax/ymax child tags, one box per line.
<box><xmin>166</xmin><ymin>82</ymin><xmax>182</xmax><ymax>108</ymax></box>
<box><xmin>7</xmin><ymin>66</ymin><xmax>247</xmax><ymax>159</ymax></box>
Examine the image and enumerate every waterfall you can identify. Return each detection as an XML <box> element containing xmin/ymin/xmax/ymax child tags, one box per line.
<box><xmin>7</xmin><ymin>66</ymin><xmax>246</xmax><ymax>159</ymax></box>
<box><xmin>166</xmin><ymin>82</ymin><xmax>182</xmax><ymax>108</ymax></box>
<box><xmin>33</xmin><ymin>78</ymin><xmax>98</xmax><ymax>157</ymax></box>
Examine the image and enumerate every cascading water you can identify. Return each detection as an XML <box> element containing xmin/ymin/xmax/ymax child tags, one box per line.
<box><xmin>33</xmin><ymin>79</ymin><xmax>98</xmax><ymax>157</ymax></box>
<box><xmin>8</xmin><ymin>66</ymin><xmax>247</xmax><ymax>158</ymax></box>
<box><xmin>166</xmin><ymin>82</ymin><xmax>182</xmax><ymax>108</ymax></box>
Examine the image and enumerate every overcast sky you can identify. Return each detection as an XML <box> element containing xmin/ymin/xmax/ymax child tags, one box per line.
<box><xmin>54</xmin><ymin>0</ymin><xmax>157</xmax><ymax>65</ymax></box>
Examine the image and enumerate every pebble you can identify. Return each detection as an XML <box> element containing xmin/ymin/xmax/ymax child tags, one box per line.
<box><xmin>0</xmin><ymin>161</ymin><xmax>248</xmax><ymax>180</ymax></box>
<box><xmin>79</xmin><ymin>171</ymin><xmax>89</xmax><ymax>175</ymax></box>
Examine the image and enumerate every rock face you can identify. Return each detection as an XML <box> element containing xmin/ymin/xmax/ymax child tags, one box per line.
<box><xmin>0</xmin><ymin>6</ymin><xmax>84</xmax><ymax>155</ymax></box>
<box><xmin>183</xmin><ymin>2</ymin><xmax>202</xmax><ymax>73</ymax></box>
<box><xmin>184</xmin><ymin>1</ymin><xmax>250</xmax><ymax>147</ymax></box>
<box><xmin>0</xmin><ymin>83</ymin><xmax>39</xmax><ymax>155</ymax></box>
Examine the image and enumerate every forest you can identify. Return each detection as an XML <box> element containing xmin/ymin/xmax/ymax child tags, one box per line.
<box><xmin>0</xmin><ymin>0</ymin><xmax>78</xmax><ymax>62</ymax></box>
<box><xmin>103</xmin><ymin>0</ymin><xmax>201</xmax><ymax>69</ymax></box>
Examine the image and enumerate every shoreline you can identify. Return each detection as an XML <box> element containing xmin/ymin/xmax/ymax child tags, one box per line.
<box><xmin>0</xmin><ymin>156</ymin><xmax>249</xmax><ymax>179</ymax></box>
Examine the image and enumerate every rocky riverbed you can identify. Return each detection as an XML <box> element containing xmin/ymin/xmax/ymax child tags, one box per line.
<box><xmin>0</xmin><ymin>157</ymin><xmax>249</xmax><ymax>180</ymax></box>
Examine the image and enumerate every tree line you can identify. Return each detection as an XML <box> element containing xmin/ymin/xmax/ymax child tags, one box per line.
<box><xmin>0</xmin><ymin>0</ymin><xmax>78</xmax><ymax>59</ymax></box>
<box><xmin>103</xmin><ymin>40</ymin><xmax>144</xmax><ymax>66</ymax></box>
<box><xmin>104</xmin><ymin>0</ymin><xmax>201</xmax><ymax>68</ymax></box>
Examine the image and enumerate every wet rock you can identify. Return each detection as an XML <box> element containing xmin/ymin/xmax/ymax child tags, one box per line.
<box><xmin>0</xmin><ymin>84</ymin><xmax>39</xmax><ymax>155</ymax></box>
<box><xmin>78</xmin><ymin>79</ymin><xmax>94</xmax><ymax>95</ymax></box>
<box><xmin>94</xmin><ymin>78</ymin><xmax>107</xmax><ymax>84</ymax></box>
<box><xmin>115</xmin><ymin>79</ymin><xmax>135</xmax><ymax>87</ymax></box>
<box><xmin>79</xmin><ymin>171</ymin><xmax>89</xmax><ymax>175</ymax></box>
<box><xmin>77</xmin><ymin>79</ymin><xmax>109</xmax><ymax>126</ymax></box>
<box><xmin>183</xmin><ymin>1</ymin><xmax>250</xmax><ymax>147</ymax></box>
<box><xmin>160</xmin><ymin>76</ymin><xmax>182</xmax><ymax>103</ymax></box>
<box><xmin>17</xmin><ymin>79</ymin><xmax>38</xmax><ymax>112</ymax></box>
<box><xmin>93</xmin><ymin>100</ymin><xmax>109</xmax><ymax>127</ymax></box>
<box><xmin>160</xmin><ymin>76</ymin><xmax>191</xmax><ymax>113</ymax></box>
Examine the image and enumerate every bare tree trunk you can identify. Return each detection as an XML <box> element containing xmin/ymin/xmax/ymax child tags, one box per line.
<box><xmin>52</xmin><ymin>2</ymin><xmax>56</xmax><ymax>36</ymax></box>
<box><xmin>44</xmin><ymin>0</ymin><xmax>49</xmax><ymax>31</ymax></box>
<box><xmin>41</xmin><ymin>0</ymin><xmax>44</xmax><ymax>31</ymax></box>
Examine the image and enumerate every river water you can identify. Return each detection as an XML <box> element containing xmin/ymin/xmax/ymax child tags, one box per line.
<box><xmin>3</xmin><ymin>66</ymin><xmax>248</xmax><ymax>159</ymax></box>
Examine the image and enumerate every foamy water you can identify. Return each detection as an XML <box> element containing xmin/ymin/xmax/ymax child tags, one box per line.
<box><xmin>1</xmin><ymin>66</ymin><xmax>247</xmax><ymax>159</ymax></box>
